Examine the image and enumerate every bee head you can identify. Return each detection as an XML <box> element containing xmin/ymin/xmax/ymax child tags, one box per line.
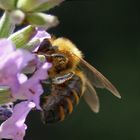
<box><xmin>51</xmin><ymin>37</ymin><xmax>83</xmax><ymax>69</ymax></box>
<box><xmin>38</xmin><ymin>39</ymin><xmax>58</xmax><ymax>54</ymax></box>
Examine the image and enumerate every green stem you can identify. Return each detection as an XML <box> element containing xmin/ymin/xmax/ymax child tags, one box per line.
<box><xmin>0</xmin><ymin>11</ymin><xmax>15</xmax><ymax>38</ymax></box>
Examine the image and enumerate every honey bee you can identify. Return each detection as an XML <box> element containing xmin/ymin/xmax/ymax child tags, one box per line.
<box><xmin>37</xmin><ymin>37</ymin><xmax>121</xmax><ymax>124</ymax></box>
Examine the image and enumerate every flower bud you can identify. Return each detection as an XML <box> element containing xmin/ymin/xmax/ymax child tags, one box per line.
<box><xmin>33</xmin><ymin>0</ymin><xmax>64</xmax><ymax>12</ymax></box>
<box><xmin>17</xmin><ymin>0</ymin><xmax>64</xmax><ymax>12</ymax></box>
<box><xmin>10</xmin><ymin>9</ymin><xmax>25</xmax><ymax>24</ymax></box>
<box><xmin>8</xmin><ymin>25</ymin><xmax>36</xmax><ymax>48</ymax></box>
<box><xmin>26</xmin><ymin>13</ymin><xmax>59</xmax><ymax>29</ymax></box>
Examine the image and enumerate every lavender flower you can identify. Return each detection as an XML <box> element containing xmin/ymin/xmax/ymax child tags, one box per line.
<box><xmin>0</xmin><ymin>37</ymin><xmax>52</xmax><ymax>140</ymax></box>
<box><xmin>0</xmin><ymin>38</ymin><xmax>51</xmax><ymax>105</ymax></box>
<box><xmin>0</xmin><ymin>101</ymin><xmax>35</xmax><ymax>140</ymax></box>
<box><xmin>33</xmin><ymin>28</ymin><xmax>51</xmax><ymax>42</ymax></box>
<box><xmin>0</xmin><ymin>0</ymin><xmax>62</xmax><ymax>28</ymax></box>
<box><xmin>30</xmin><ymin>28</ymin><xmax>51</xmax><ymax>52</ymax></box>
<box><xmin>0</xmin><ymin>39</ymin><xmax>35</xmax><ymax>94</ymax></box>
<box><xmin>15</xmin><ymin>62</ymin><xmax>52</xmax><ymax>109</ymax></box>
<box><xmin>0</xmin><ymin>0</ymin><xmax>64</xmax><ymax>140</ymax></box>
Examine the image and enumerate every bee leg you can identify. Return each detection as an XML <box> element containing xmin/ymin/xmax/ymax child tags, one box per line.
<box><xmin>39</xmin><ymin>53</ymin><xmax>67</xmax><ymax>59</ymax></box>
<box><xmin>41</xmin><ymin>53</ymin><xmax>68</xmax><ymax>64</ymax></box>
<box><xmin>51</xmin><ymin>54</ymin><xmax>68</xmax><ymax>63</ymax></box>
<box><xmin>52</xmin><ymin>72</ymin><xmax>74</xmax><ymax>85</ymax></box>
<box><xmin>46</xmin><ymin>53</ymin><xmax>69</xmax><ymax>72</ymax></box>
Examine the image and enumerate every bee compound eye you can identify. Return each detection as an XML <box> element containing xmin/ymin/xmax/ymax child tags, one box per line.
<box><xmin>51</xmin><ymin>46</ymin><xmax>58</xmax><ymax>51</ymax></box>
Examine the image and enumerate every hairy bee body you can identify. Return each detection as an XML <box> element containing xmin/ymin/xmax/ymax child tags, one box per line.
<box><xmin>42</xmin><ymin>37</ymin><xmax>83</xmax><ymax>78</ymax></box>
<box><xmin>37</xmin><ymin>37</ymin><xmax>120</xmax><ymax>124</ymax></box>
<box><xmin>41</xmin><ymin>71</ymin><xmax>85</xmax><ymax>123</ymax></box>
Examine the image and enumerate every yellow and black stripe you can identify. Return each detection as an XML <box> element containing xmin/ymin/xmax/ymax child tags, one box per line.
<box><xmin>41</xmin><ymin>72</ymin><xmax>85</xmax><ymax>124</ymax></box>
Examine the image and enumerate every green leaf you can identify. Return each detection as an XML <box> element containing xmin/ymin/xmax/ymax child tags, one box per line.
<box><xmin>26</xmin><ymin>13</ymin><xmax>59</xmax><ymax>29</ymax></box>
<box><xmin>8</xmin><ymin>25</ymin><xmax>36</xmax><ymax>48</ymax></box>
<box><xmin>0</xmin><ymin>12</ymin><xmax>15</xmax><ymax>38</ymax></box>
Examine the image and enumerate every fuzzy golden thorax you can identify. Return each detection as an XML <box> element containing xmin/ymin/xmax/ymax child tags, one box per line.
<box><xmin>48</xmin><ymin>38</ymin><xmax>83</xmax><ymax>77</ymax></box>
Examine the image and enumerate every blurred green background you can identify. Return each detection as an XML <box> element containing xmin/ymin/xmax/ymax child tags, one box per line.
<box><xmin>26</xmin><ymin>1</ymin><xmax>140</xmax><ymax>140</ymax></box>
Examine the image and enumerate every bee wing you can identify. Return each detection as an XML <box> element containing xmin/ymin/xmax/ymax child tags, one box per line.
<box><xmin>83</xmin><ymin>80</ymin><xmax>100</xmax><ymax>113</ymax></box>
<box><xmin>78</xmin><ymin>58</ymin><xmax>121</xmax><ymax>99</ymax></box>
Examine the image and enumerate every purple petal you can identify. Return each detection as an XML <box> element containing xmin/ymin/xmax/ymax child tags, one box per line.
<box><xmin>12</xmin><ymin>101</ymin><xmax>35</xmax><ymax>122</ymax></box>
<box><xmin>18</xmin><ymin>74</ymin><xmax>28</xmax><ymax>84</ymax></box>
<box><xmin>31</xmin><ymin>62</ymin><xmax>52</xmax><ymax>81</ymax></box>
<box><xmin>14</xmin><ymin>62</ymin><xmax>51</xmax><ymax>109</ymax></box>
<box><xmin>0</xmin><ymin>49</ymin><xmax>35</xmax><ymax>74</ymax></box>
<box><xmin>0</xmin><ymin>39</ymin><xmax>35</xmax><ymax>94</ymax></box>
<box><xmin>0</xmin><ymin>39</ymin><xmax>15</xmax><ymax>57</ymax></box>
<box><xmin>33</xmin><ymin>28</ymin><xmax>51</xmax><ymax>42</ymax></box>
<box><xmin>31</xmin><ymin>29</ymin><xmax>51</xmax><ymax>52</ymax></box>
<box><xmin>0</xmin><ymin>101</ymin><xmax>35</xmax><ymax>140</ymax></box>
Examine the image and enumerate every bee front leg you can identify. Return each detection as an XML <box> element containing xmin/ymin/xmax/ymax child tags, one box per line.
<box><xmin>51</xmin><ymin>53</ymin><xmax>69</xmax><ymax>64</ymax></box>
<box><xmin>42</xmin><ymin>53</ymin><xmax>68</xmax><ymax>66</ymax></box>
<box><xmin>46</xmin><ymin>53</ymin><xmax>69</xmax><ymax>73</ymax></box>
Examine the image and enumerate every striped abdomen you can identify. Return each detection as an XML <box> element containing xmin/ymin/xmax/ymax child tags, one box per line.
<box><xmin>41</xmin><ymin>72</ymin><xmax>85</xmax><ymax>124</ymax></box>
